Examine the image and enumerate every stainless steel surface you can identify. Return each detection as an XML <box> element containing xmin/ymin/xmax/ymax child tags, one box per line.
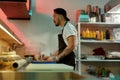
<box><xmin>0</xmin><ymin>71</ymin><xmax>85</xmax><ymax>80</ymax></box>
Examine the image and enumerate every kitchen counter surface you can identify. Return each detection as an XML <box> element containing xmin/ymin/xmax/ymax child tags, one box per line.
<box><xmin>0</xmin><ymin>63</ymin><xmax>86</xmax><ymax>80</ymax></box>
<box><xmin>0</xmin><ymin>71</ymin><xmax>85</xmax><ymax>80</ymax></box>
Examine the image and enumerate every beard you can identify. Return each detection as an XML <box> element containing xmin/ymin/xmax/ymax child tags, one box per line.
<box><xmin>55</xmin><ymin>24</ymin><xmax>59</xmax><ymax>27</ymax></box>
<box><xmin>54</xmin><ymin>18</ymin><xmax>60</xmax><ymax>27</ymax></box>
<box><xmin>54</xmin><ymin>20</ymin><xmax>59</xmax><ymax>27</ymax></box>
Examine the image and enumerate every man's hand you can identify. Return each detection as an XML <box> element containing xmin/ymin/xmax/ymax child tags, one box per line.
<box><xmin>42</xmin><ymin>56</ymin><xmax>49</xmax><ymax>60</ymax></box>
<box><xmin>47</xmin><ymin>56</ymin><xmax>58</xmax><ymax>62</ymax></box>
<box><xmin>47</xmin><ymin>56</ymin><xmax>54</xmax><ymax>61</ymax></box>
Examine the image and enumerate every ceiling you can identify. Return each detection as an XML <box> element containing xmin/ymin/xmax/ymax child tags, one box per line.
<box><xmin>0</xmin><ymin>0</ymin><xmax>31</xmax><ymax>20</ymax></box>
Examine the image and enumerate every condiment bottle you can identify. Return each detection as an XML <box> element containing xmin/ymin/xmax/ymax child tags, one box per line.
<box><xmin>86</xmin><ymin>28</ymin><xmax>90</xmax><ymax>38</ymax></box>
<box><xmin>100</xmin><ymin>30</ymin><xmax>104</xmax><ymax>40</ymax></box>
<box><xmin>101</xmin><ymin>67</ymin><xmax>106</xmax><ymax>77</ymax></box>
<box><xmin>96</xmin><ymin>29</ymin><xmax>100</xmax><ymax>40</ymax></box>
<box><xmin>85</xmin><ymin>4</ymin><xmax>92</xmax><ymax>21</ymax></box>
<box><xmin>105</xmin><ymin>29</ymin><xmax>110</xmax><ymax>40</ymax></box>
<box><xmin>93</xmin><ymin>31</ymin><xmax>96</xmax><ymax>39</ymax></box>
<box><xmin>82</xmin><ymin>30</ymin><xmax>86</xmax><ymax>38</ymax></box>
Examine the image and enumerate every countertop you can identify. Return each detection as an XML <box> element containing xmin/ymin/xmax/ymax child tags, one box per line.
<box><xmin>0</xmin><ymin>63</ymin><xmax>86</xmax><ymax>80</ymax></box>
<box><xmin>0</xmin><ymin>71</ymin><xmax>85</xmax><ymax>80</ymax></box>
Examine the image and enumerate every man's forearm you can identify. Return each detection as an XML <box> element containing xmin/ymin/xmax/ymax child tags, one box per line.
<box><xmin>57</xmin><ymin>47</ymin><xmax>74</xmax><ymax>60</ymax></box>
<box><xmin>51</xmin><ymin>50</ymin><xmax>59</xmax><ymax>56</ymax></box>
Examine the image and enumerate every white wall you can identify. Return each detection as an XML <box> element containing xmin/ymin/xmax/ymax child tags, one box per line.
<box><xmin>9</xmin><ymin>0</ymin><xmax>109</xmax><ymax>56</ymax></box>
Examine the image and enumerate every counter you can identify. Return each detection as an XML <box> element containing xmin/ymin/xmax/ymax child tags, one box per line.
<box><xmin>0</xmin><ymin>71</ymin><xmax>85</xmax><ymax>80</ymax></box>
<box><xmin>0</xmin><ymin>63</ymin><xmax>86</xmax><ymax>80</ymax></box>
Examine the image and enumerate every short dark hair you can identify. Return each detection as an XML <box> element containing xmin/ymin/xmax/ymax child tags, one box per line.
<box><xmin>54</xmin><ymin>8</ymin><xmax>70</xmax><ymax>21</ymax></box>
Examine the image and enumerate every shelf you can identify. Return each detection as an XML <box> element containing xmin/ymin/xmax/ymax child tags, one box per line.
<box><xmin>79</xmin><ymin>22</ymin><xmax>120</xmax><ymax>25</ymax></box>
<box><xmin>78</xmin><ymin>22</ymin><xmax>120</xmax><ymax>28</ymax></box>
<box><xmin>76</xmin><ymin>0</ymin><xmax>120</xmax><ymax>75</ymax></box>
<box><xmin>81</xmin><ymin>59</ymin><xmax>120</xmax><ymax>62</ymax></box>
<box><xmin>81</xmin><ymin>39</ymin><xmax>120</xmax><ymax>43</ymax></box>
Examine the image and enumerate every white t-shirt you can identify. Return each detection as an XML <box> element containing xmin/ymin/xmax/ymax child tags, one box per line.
<box><xmin>58</xmin><ymin>22</ymin><xmax>78</xmax><ymax>53</ymax></box>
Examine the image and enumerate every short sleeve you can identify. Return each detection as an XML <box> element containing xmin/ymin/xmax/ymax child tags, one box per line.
<box><xmin>63</xmin><ymin>24</ymin><xmax>76</xmax><ymax>39</ymax></box>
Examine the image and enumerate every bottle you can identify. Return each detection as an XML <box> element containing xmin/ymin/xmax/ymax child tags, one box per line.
<box><xmin>100</xmin><ymin>30</ymin><xmax>104</xmax><ymax>40</ymax></box>
<box><xmin>82</xmin><ymin>30</ymin><xmax>86</xmax><ymax>38</ymax></box>
<box><xmin>105</xmin><ymin>29</ymin><xmax>110</xmax><ymax>40</ymax></box>
<box><xmin>85</xmin><ymin>4</ymin><xmax>92</xmax><ymax>21</ymax></box>
<box><xmin>100</xmin><ymin>8</ymin><xmax>105</xmax><ymax>22</ymax></box>
<box><xmin>93</xmin><ymin>31</ymin><xmax>96</xmax><ymax>39</ymax></box>
<box><xmin>104</xmin><ymin>5</ymin><xmax>111</xmax><ymax>23</ymax></box>
<box><xmin>98</xmin><ymin>8</ymin><xmax>101</xmax><ymax>22</ymax></box>
<box><xmin>110</xmin><ymin>29</ymin><xmax>113</xmax><ymax>41</ymax></box>
<box><xmin>86</xmin><ymin>28</ymin><xmax>90</xmax><ymax>38</ymax></box>
<box><xmin>101</xmin><ymin>67</ymin><xmax>106</xmax><ymax>77</ymax></box>
<box><xmin>96</xmin><ymin>29</ymin><xmax>100</xmax><ymax>40</ymax></box>
<box><xmin>91</xmin><ymin>6</ymin><xmax>99</xmax><ymax>22</ymax></box>
<box><xmin>89</xmin><ymin>31</ymin><xmax>92</xmax><ymax>38</ymax></box>
<box><xmin>85</xmin><ymin>5</ymin><xmax>92</xmax><ymax>15</ymax></box>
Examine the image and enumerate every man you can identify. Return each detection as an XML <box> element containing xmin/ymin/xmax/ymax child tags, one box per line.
<box><xmin>45</xmin><ymin>8</ymin><xmax>77</xmax><ymax>68</ymax></box>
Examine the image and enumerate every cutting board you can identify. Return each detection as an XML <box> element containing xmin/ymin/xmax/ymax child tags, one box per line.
<box><xmin>25</xmin><ymin>64</ymin><xmax>74</xmax><ymax>72</ymax></box>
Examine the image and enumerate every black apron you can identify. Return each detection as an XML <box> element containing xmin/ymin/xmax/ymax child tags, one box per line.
<box><xmin>57</xmin><ymin>22</ymin><xmax>75</xmax><ymax>68</ymax></box>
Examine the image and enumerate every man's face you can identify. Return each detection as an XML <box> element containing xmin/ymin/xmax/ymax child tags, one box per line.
<box><xmin>53</xmin><ymin>13</ymin><xmax>60</xmax><ymax>26</ymax></box>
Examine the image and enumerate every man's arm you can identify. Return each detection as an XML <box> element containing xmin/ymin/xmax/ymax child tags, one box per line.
<box><xmin>57</xmin><ymin>35</ymin><xmax>76</xmax><ymax>60</ymax></box>
<box><xmin>46</xmin><ymin>35</ymin><xmax>76</xmax><ymax>61</ymax></box>
<box><xmin>51</xmin><ymin>50</ymin><xmax>59</xmax><ymax>56</ymax></box>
